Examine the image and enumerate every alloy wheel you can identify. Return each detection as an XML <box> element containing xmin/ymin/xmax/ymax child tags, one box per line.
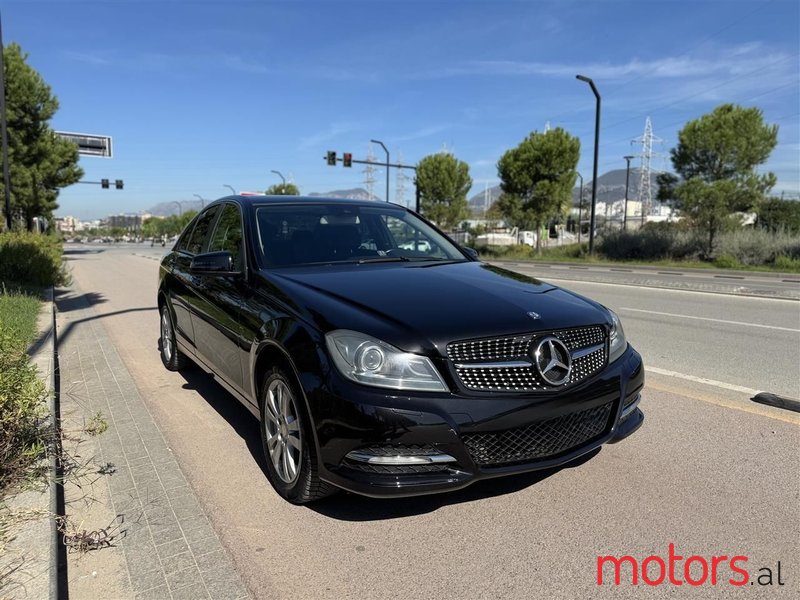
<box><xmin>161</xmin><ymin>309</ymin><xmax>173</xmax><ymax>362</ymax></box>
<box><xmin>263</xmin><ymin>379</ymin><xmax>302</xmax><ymax>484</ymax></box>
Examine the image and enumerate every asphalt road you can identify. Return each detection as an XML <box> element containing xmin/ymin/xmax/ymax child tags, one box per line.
<box><xmin>62</xmin><ymin>244</ymin><xmax>800</xmax><ymax>599</ymax></box>
<box><xmin>490</xmin><ymin>260</ymin><xmax>800</xmax><ymax>300</ymax></box>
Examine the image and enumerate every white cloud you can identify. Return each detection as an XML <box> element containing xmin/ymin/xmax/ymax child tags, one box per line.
<box><xmin>63</xmin><ymin>51</ymin><xmax>112</xmax><ymax>66</ymax></box>
<box><xmin>297</xmin><ymin>122</ymin><xmax>359</xmax><ymax>151</ymax></box>
<box><xmin>391</xmin><ymin>124</ymin><xmax>451</xmax><ymax>143</ymax></box>
<box><xmin>416</xmin><ymin>43</ymin><xmax>795</xmax><ymax>86</ymax></box>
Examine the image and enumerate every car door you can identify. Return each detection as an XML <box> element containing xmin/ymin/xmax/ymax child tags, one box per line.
<box><xmin>168</xmin><ymin>206</ymin><xmax>219</xmax><ymax>353</ymax></box>
<box><xmin>191</xmin><ymin>202</ymin><xmax>248</xmax><ymax>394</ymax></box>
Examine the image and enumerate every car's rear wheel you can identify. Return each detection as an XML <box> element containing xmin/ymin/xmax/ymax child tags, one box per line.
<box><xmin>259</xmin><ymin>366</ymin><xmax>336</xmax><ymax>504</ymax></box>
<box><xmin>159</xmin><ymin>303</ymin><xmax>188</xmax><ymax>371</ymax></box>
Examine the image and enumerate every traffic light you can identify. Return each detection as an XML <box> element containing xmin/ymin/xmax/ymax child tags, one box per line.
<box><xmin>115</xmin><ymin>179</ymin><xmax>124</xmax><ymax>190</ymax></box>
<box><xmin>343</xmin><ymin>152</ymin><xmax>352</xmax><ymax>167</ymax></box>
<box><xmin>101</xmin><ymin>178</ymin><xmax>109</xmax><ymax>189</ymax></box>
<box><xmin>326</xmin><ymin>151</ymin><xmax>337</xmax><ymax>166</ymax></box>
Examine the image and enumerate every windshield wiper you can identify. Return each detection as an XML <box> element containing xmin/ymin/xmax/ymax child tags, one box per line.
<box><xmin>411</xmin><ymin>259</ymin><xmax>467</xmax><ymax>267</ymax></box>
<box><xmin>357</xmin><ymin>256</ymin><xmax>410</xmax><ymax>264</ymax></box>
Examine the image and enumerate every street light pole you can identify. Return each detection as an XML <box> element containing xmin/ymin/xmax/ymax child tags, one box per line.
<box><xmin>370</xmin><ymin>139</ymin><xmax>390</xmax><ymax>203</ymax></box>
<box><xmin>223</xmin><ymin>184</ymin><xmax>236</xmax><ymax>196</ymax></box>
<box><xmin>623</xmin><ymin>155</ymin><xmax>634</xmax><ymax>230</ymax></box>
<box><xmin>0</xmin><ymin>11</ymin><xmax>12</xmax><ymax>231</ymax></box>
<box><xmin>193</xmin><ymin>194</ymin><xmax>205</xmax><ymax>208</ymax></box>
<box><xmin>270</xmin><ymin>170</ymin><xmax>286</xmax><ymax>186</ymax></box>
<box><xmin>576</xmin><ymin>172</ymin><xmax>584</xmax><ymax>246</ymax></box>
<box><xmin>576</xmin><ymin>74</ymin><xmax>601</xmax><ymax>256</ymax></box>
<box><xmin>171</xmin><ymin>201</ymin><xmax>182</xmax><ymax>216</ymax></box>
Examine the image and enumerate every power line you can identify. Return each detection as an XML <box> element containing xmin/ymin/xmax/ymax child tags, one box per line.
<box><xmin>600</xmin><ymin>52</ymin><xmax>800</xmax><ymax>132</ymax></box>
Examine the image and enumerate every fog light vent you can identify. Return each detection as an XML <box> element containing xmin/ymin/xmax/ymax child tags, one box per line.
<box><xmin>345</xmin><ymin>444</ymin><xmax>456</xmax><ymax>465</ymax></box>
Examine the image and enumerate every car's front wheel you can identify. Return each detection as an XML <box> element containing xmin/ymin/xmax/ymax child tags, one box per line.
<box><xmin>159</xmin><ymin>303</ymin><xmax>188</xmax><ymax>371</ymax></box>
<box><xmin>259</xmin><ymin>367</ymin><xmax>335</xmax><ymax>504</ymax></box>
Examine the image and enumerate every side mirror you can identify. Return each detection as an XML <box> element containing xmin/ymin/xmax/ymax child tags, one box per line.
<box><xmin>189</xmin><ymin>251</ymin><xmax>240</xmax><ymax>276</ymax></box>
<box><xmin>462</xmin><ymin>246</ymin><xmax>479</xmax><ymax>260</ymax></box>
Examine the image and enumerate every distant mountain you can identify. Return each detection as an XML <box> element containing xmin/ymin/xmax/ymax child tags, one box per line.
<box><xmin>574</xmin><ymin>168</ymin><xmax>662</xmax><ymax>206</ymax></box>
<box><xmin>467</xmin><ymin>168</ymin><xmax>670</xmax><ymax>214</ymax></box>
<box><xmin>468</xmin><ymin>185</ymin><xmax>503</xmax><ymax>214</ymax></box>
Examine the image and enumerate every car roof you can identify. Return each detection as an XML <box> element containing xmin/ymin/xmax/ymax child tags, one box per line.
<box><xmin>215</xmin><ymin>195</ymin><xmax>407</xmax><ymax>210</ymax></box>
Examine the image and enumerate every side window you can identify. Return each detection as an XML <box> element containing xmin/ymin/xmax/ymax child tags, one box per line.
<box><xmin>185</xmin><ymin>206</ymin><xmax>219</xmax><ymax>255</ymax></box>
<box><xmin>208</xmin><ymin>203</ymin><xmax>244</xmax><ymax>270</ymax></box>
<box><xmin>174</xmin><ymin>215</ymin><xmax>198</xmax><ymax>252</ymax></box>
<box><xmin>385</xmin><ymin>215</ymin><xmax>441</xmax><ymax>256</ymax></box>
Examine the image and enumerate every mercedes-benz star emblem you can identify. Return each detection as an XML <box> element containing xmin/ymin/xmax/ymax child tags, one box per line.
<box><xmin>533</xmin><ymin>337</ymin><xmax>572</xmax><ymax>386</ymax></box>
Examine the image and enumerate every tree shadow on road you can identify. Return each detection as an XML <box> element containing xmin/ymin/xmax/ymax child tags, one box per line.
<box><xmin>55</xmin><ymin>290</ymin><xmax>107</xmax><ymax>313</ymax></box>
<box><xmin>174</xmin><ymin>364</ymin><xmax>603</xmax><ymax>521</ymax></box>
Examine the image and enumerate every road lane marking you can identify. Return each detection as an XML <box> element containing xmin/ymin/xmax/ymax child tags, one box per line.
<box><xmin>620</xmin><ymin>307</ymin><xmax>800</xmax><ymax>333</ymax></box>
<box><xmin>645</xmin><ymin>366</ymin><xmax>764</xmax><ymax>395</ymax></box>
<box><xmin>646</xmin><ymin>379</ymin><xmax>800</xmax><ymax>425</ymax></box>
<box><xmin>535</xmin><ymin>276</ymin><xmax>800</xmax><ymax>303</ymax></box>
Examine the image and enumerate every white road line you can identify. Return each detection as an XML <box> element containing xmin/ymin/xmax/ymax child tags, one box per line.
<box><xmin>620</xmin><ymin>307</ymin><xmax>800</xmax><ymax>333</ymax></box>
<box><xmin>535</xmin><ymin>276</ymin><xmax>800</xmax><ymax>303</ymax></box>
<box><xmin>645</xmin><ymin>366</ymin><xmax>764</xmax><ymax>396</ymax></box>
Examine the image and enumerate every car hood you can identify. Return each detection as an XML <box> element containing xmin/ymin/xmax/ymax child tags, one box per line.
<box><xmin>260</xmin><ymin>261</ymin><xmax>610</xmax><ymax>355</ymax></box>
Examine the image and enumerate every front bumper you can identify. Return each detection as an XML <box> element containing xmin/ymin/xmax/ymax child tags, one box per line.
<box><xmin>308</xmin><ymin>345</ymin><xmax>644</xmax><ymax>498</ymax></box>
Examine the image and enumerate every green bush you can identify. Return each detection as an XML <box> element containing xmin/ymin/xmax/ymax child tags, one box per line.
<box><xmin>597</xmin><ymin>227</ymin><xmax>692</xmax><ymax>261</ymax></box>
<box><xmin>713</xmin><ymin>254</ymin><xmax>740</xmax><ymax>269</ymax></box>
<box><xmin>0</xmin><ymin>293</ymin><xmax>41</xmax><ymax>348</ymax></box>
<box><xmin>0</xmin><ymin>233</ymin><xmax>67</xmax><ymax>288</ymax></box>
<box><xmin>0</xmin><ymin>292</ymin><xmax>45</xmax><ymax>495</ymax></box>
<box><xmin>596</xmin><ymin>225</ymin><xmax>800</xmax><ymax>267</ymax></box>
<box><xmin>0</xmin><ymin>329</ymin><xmax>47</xmax><ymax>495</ymax></box>
<box><xmin>475</xmin><ymin>244</ymin><xmax>534</xmax><ymax>259</ymax></box>
<box><xmin>715</xmin><ymin>228</ymin><xmax>800</xmax><ymax>265</ymax></box>
<box><xmin>774</xmin><ymin>255</ymin><xmax>800</xmax><ymax>271</ymax></box>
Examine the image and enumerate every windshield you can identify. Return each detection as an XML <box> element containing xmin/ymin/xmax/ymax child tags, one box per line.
<box><xmin>254</xmin><ymin>203</ymin><xmax>467</xmax><ymax>267</ymax></box>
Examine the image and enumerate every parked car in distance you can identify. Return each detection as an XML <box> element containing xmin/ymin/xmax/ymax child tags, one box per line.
<box><xmin>157</xmin><ymin>195</ymin><xmax>644</xmax><ymax>503</ymax></box>
<box><xmin>398</xmin><ymin>239</ymin><xmax>432</xmax><ymax>252</ymax></box>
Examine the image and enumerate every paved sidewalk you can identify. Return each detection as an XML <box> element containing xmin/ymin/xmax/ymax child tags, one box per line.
<box><xmin>56</xmin><ymin>284</ymin><xmax>249</xmax><ymax>600</ymax></box>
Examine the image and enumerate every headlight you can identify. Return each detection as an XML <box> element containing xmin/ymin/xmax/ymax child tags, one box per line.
<box><xmin>608</xmin><ymin>309</ymin><xmax>628</xmax><ymax>364</ymax></box>
<box><xmin>325</xmin><ymin>330</ymin><xmax>448</xmax><ymax>392</ymax></box>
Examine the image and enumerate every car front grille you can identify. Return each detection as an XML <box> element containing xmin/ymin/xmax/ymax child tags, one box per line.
<box><xmin>447</xmin><ymin>326</ymin><xmax>607</xmax><ymax>392</ymax></box>
<box><xmin>462</xmin><ymin>402</ymin><xmax>614</xmax><ymax>466</ymax></box>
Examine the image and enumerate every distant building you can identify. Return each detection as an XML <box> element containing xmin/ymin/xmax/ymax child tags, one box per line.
<box><xmin>104</xmin><ymin>213</ymin><xmax>152</xmax><ymax>229</ymax></box>
<box><xmin>54</xmin><ymin>215</ymin><xmax>78</xmax><ymax>235</ymax></box>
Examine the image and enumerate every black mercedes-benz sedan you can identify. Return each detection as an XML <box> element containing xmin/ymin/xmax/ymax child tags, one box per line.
<box><xmin>157</xmin><ymin>195</ymin><xmax>644</xmax><ymax>503</ymax></box>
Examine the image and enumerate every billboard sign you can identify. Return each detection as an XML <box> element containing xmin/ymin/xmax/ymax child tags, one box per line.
<box><xmin>55</xmin><ymin>131</ymin><xmax>113</xmax><ymax>158</ymax></box>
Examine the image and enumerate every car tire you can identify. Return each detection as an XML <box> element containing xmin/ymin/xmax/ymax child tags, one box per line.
<box><xmin>259</xmin><ymin>366</ymin><xmax>336</xmax><ymax>504</ymax></box>
<box><xmin>159</xmin><ymin>303</ymin><xmax>189</xmax><ymax>371</ymax></box>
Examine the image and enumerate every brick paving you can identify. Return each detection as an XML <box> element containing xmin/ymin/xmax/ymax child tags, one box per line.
<box><xmin>57</xmin><ymin>285</ymin><xmax>249</xmax><ymax>600</ymax></box>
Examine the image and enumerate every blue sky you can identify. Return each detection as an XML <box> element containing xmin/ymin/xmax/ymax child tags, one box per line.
<box><xmin>5</xmin><ymin>0</ymin><xmax>799</xmax><ymax>219</ymax></box>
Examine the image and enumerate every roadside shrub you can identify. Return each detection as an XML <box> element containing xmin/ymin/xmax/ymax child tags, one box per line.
<box><xmin>713</xmin><ymin>254</ymin><xmax>740</xmax><ymax>269</ymax></box>
<box><xmin>0</xmin><ymin>329</ymin><xmax>48</xmax><ymax>495</ymax></box>
<box><xmin>538</xmin><ymin>243</ymin><xmax>588</xmax><ymax>259</ymax></box>
<box><xmin>475</xmin><ymin>244</ymin><xmax>534</xmax><ymax>259</ymax></box>
<box><xmin>597</xmin><ymin>228</ymin><xmax>676</xmax><ymax>260</ymax></box>
<box><xmin>774</xmin><ymin>255</ymin><xmax>800</xmax><ymax>271</ymax></box>
<box><xmin>0</xmin><ymin>233</ymin><xmax>68</xmax><ymax>288</ymax></box>
<box><xmin>715</xmin><ymin>228</ymin><xmax>800</xmax><ymax>265</ymax></box>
